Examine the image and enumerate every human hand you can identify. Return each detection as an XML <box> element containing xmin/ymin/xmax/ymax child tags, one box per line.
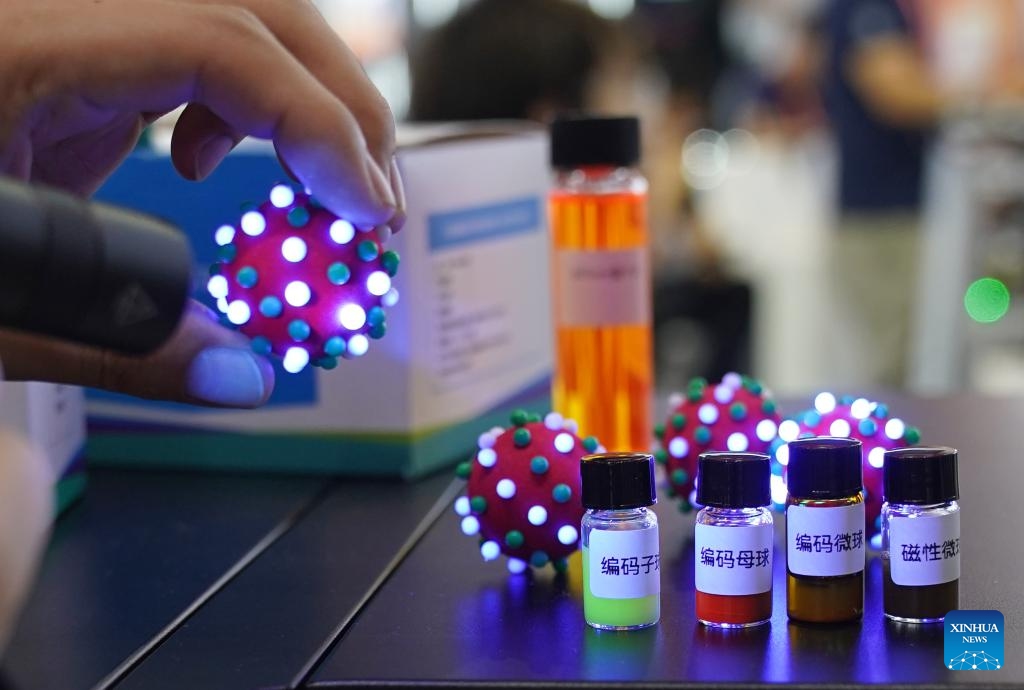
<box><xmin>0</xmin><ymin>0</ymin><xmax>408</xmax><ymax>406</ymax></box>
<box><xmin>0</xmin><ymin>366</ymin><xmax>54</xmax><ymax>656</ymax></box>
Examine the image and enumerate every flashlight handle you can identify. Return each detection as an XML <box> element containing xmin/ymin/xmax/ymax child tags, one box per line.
<box><xmin>0</xmin><ymin>176</ymin><xmax>192</xmax><ymax>354</ymax></box>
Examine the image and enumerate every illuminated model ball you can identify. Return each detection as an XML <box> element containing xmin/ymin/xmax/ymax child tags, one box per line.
<box><xmin>771</xmin><ymin>392</ymin><xmax>921</xmax><ymax>547</ymax></box>
<box><xmin>654</xmin><ymin>373</ymin><xmax>781</xmax><ymax>512</ymax></box>
<box><xmin>453</xmin><ymin>410</ymin><xmax>603</xmax><ymax>574</ymax></box>
<box><xmin>207</xmin><ymin>184</ymin><xmax>400</xmax><ymax>373</ymax></box>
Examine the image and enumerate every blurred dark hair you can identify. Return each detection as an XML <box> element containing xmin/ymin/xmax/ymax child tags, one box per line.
<box><xmin>409</xmin><ymin>0</ymin><xmax>612</xmax><ymax>121</ymax></box>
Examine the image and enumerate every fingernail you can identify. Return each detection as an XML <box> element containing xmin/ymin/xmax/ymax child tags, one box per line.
<box><xmin>365</xmin><ymin>154</ymin><xmax>397</xmax><ymax>209</ymax></box>
<box><xmin>195</xmin><ymin>135</ymin><xmax>235</xmax><ymax>181</ymax></box>
<box><xmin>389</xmin><ymin>157</ymin><xmax>407</xmax><ymax>233</ymax></box>
<box><xmin>375</xmin><ymin>224</ymin><xmax>393</xmax><ymax>243</ymax></box>
<box><xmin>186</xmin><ymin>347</ymin><xmax>267</xmax><ymax>407</ymax></box>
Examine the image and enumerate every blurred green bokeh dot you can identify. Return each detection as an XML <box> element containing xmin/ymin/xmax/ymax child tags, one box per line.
<box><xmin>964</xmin><ymin>277</ymin><xmax>1010</xmax><ymax>323</ymax></box>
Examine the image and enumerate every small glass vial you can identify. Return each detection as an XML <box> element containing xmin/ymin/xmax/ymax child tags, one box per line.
<box><xmin>580</xmin><ymin>452</ymin><xmax>660</xmax><ymax>630</ymax></box>
<box><xmin>695</xmin><ymin>452</ymin><xmax>774</xmax><ymax>628</ymax></box>
<box><xmin>881</xmin><ymin>446</ymin><xmax>960</xmax><ymax>623</ymax></box>
<box><xmin>549</xmin><ymin>116</ymin><xmax>652</xmax><ymax>454</ymax></box>
<box><xmin>785</xmin><ymin>437</ymin><xmax>865</xmax><ymax>623</ymax></box>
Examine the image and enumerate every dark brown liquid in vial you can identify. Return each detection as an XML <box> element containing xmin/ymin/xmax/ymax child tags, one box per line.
<box><xmin>787</xmin><ymin>570</ymin><xmax>863</xmax><ymax>623</ymax></box>
<box><xmin>882</xmin><ymin>559</ymin><xmax>958</xmax><ymax>622</ymax></box>
<box><xmin>786</xmin><ymin>495</ymin><xmax>864</xmax><ymax>623</ymax></box>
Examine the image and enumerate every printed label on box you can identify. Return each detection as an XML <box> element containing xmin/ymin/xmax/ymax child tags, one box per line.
<box><xmin>588</xmin><ymin>527</ymin><xmax>660</xmax><ymax>599</ymax></box>
<box><xmin>695</xmin><ymin>523</ymin><xmax>773</xmax><ymax>595</ymax></box>
<box><xmin>786</xmin><ymin>503</ymin><xmax>865</xmax><ymax>577</ymax></box>
<box><xmin>890</xmin><ymin>512</ymin><xmax>960</xmax><ymax>586</ymax></box>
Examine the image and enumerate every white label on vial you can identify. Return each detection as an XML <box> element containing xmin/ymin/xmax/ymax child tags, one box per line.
<box><xmin>694</xmin><ymin>523</ymin><xmax>773</xmax><ymax>596</ymax></box>
<box><xmin>889</xmin><ymin>512</ymin><xmax>960</xmax><ymax>586</ymax></box>
<box><xmin>554</xmin><ymin>248</ymin><xmax>651</xmax><ymax>327</ymax></box>
<box><xmin>786</xmin><ymin>504</ymin><xmax>865</xmax><ymax>577</ymax></box>
<box><xmin>588</xmin><ymin>526</ymin><xmax>660</xmax><ymax>599</ymax></box>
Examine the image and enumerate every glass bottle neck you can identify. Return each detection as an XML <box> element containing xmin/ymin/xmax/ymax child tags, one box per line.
<box><xmin>704</xmin><ymin>506</ymin><xmax>766</xmax><ymax>517</ymax></box>
<box><xmin>589</xmin><ymin>507</ymin><xmax>649</xmax><ymax>520</ymax></box>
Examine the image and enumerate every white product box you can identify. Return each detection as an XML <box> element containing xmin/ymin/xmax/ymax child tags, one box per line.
<box><xmin>1</xmin><ymin>382</ymin><xmax>87</xmax><ymax>513</ymax></box>
<box><xmin>87</xmin><ymin>124</ymin><xmax>554</xmax><ymax>478</ymax></box>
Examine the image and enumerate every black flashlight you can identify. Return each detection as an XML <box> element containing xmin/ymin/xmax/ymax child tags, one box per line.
<box><xmin>0</xmin><ymin>176</ymin><xmax>192</xmax><ymax>354</ymax></box>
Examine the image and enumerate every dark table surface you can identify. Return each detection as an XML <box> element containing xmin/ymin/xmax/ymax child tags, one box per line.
<box><xmin>3</xmin><ymin>394</ymin><xmax>1022</xmax><ymax>689</ymax></box>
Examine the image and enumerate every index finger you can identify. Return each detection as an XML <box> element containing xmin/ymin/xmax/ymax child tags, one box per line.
<box><xmin>23</xmin><ymin>1</ymin><xmax>395</xmax><ymax>224</ymax></box>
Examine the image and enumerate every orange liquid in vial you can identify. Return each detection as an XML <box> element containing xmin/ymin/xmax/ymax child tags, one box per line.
<box><xmin>549</xmin><ymin>188</ymin><xmax>652</xmax><ymax>453</ymax></box>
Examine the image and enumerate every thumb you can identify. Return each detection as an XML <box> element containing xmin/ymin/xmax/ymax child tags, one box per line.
<box><xmin>0</xmin><ymin>422</ymin><xmax>53</xmax><ymax>656</ymax></box>
<box><xmin>0</xmin><ymin>301</ymin><xmax>275</xmax><ymax>407</ymax></box>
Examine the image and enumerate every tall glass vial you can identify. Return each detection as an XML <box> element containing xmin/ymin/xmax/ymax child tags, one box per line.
<box><xmin>786</xmin><ymin>437</ymin><xmax>865</xmax><ymax>623</ymax></box>
<box><xmin>881</xmin><ymin>446</ymin><xmax>960</xmax><ymax>623</ymax></box>
<box><xmin>580</xmin><ymin>452</ymin><xmax>660</xmax><ymax>630</ymax></box>
<box><xmin>695</xmin><ymin>452</ymin><xmax>774</xmax><ymax>628</ymax></box>
<box><xmin>549</xmin><ymin>116</ymin><xmax>652</xmax><ymax>453</ymax></box>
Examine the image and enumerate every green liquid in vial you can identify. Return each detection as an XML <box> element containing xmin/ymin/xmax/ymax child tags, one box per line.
<box><xmin>582</xmin><ymin>545</ymin><xmax>660</xmax><ymax>630</ymax></box>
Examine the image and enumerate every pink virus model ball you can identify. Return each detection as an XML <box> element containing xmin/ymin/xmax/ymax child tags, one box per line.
<box><xmin>654</xmin><ymin>373</ymin><xmax>782</xmax><ymax>512</ymax></box>
<box><xmin>453</xmin><ymin>410</ymin><xmax>603</xmax><ymax>574</ymax></box>
<box><xmin>770</xmin><ymin>392</ymin><xmax>921</xmax><ymax>548</ymax></box>
<box><xmin>207</xmin><ymin>184</ymin><xmax>400</xmax><ymax>373</ymax></box>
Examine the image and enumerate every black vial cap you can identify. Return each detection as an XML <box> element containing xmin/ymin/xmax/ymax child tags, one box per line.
<box><xmin>884</xmin><ymin>446</ymin><xmax>959</xmax><ymax>505</ymax></box>
<box><xmin>551</xmin><ymin>116</ymin><xmax>640</xmax><ymax>169</ymax></box>
<box><xmin>581</xmin><ymin>452</ymin><xmax>656</xmax><ymax>510</ymax></box>
<box><xmin>787</xmin><ymin>437</ymin><xmax>863</xmax><ymax>500</ymax></box>
<box><xmin>696</xmin><ymin>452</ymin><xmax>771</xmax><ymax>508</ymax></box>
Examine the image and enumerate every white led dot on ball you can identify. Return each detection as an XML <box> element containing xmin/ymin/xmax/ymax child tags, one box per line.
<box><xmin>226</xmin><ymin>300</ymin><xmax>251</xmax><ymax>325</ymax></box>
<box><xmin>507</xmin><ymin>558</ymin><xmax>527</xmax><ymax>574</ymax></box>
<box><xmin>727</xmin><ymin>432</ymin><xmax>749</xmax><ymax>452</ymax></box>
<box><xmin>868</xmin><ymin>447</ymin><xmax>885</xmax><ymax>469</ymax></box>
<box><xmin>668</xmin><ymin>393</ymin><xmax>684</xmax><ymax>409</ymax></box>
<box><xmin>713</xmin><ymin>385</ymin><xmax>734</xmax><ymax>404</ymax></box>
<box><xmin>829</xmin><ymin>419</ymin><xmax>852</xmax><ymax>438</ymax></box>
<box><xmin>778</xmin><ymin>420</ymin><xmax>800</xmax><ymax>442</ymax></box>
<box><xmin>496</xmin><ymin>478</ymin><xmax>516</xmax><ymax>499</ymax></box>
<box><xmin>281</xmin><ymin>236</ymin><xmax>308</xmax><ymax>263</ymax></box>
<box><xmin>282</xmin><ymin>347</ymin><xmax>310</xmax><ymax>374</ymax></box>
<box><xmin>366</xmin><ymin>271</ymin><xmax>391</xmax><ymax>297</ymax></box>
<box><xmin>382</xmin><ymin>288</ymin><xmax>400</xmax><ymax>308</ymax></box>
<box><xmin>347</xmin><ymin>334</ymin><xmax>369</xmax><ymax>357</ymax></box>
<box><xmin>554</xmin><ymin>433</ymin><xmax>575</xmax><ymax>453</ymax></box>
<box><xmin>885</xmin><ymin>418</ymin><xmax>905</xmax><ymax>440</ymax></box>
<box><xmin>480</xmin><ymin>540</ymin><xmax>500</xmax><ymax>561</ymax></box>
<box><xmin>284</xmin><ymin>281</ymin><xmax>311</xmax><ymax>307</ymax></box>
<box><xmin>698</xmin><ymin>403</ymin><xmax>719</xmax><ymax>424</ymax></box>
<box><xmin>216</xmin><ymin>297</ymin><xmax>229</xmax><ymax>314</ymax></box>
<box><xmin>557</xmin><ymin>525</ymin><xmax>579</xmax><ymax>546</ymax></box>
<box><xmin>207</xmin><ymin>275</ymin><xmax>229</xmax><ymax>299</ymax></box>
<box><xmin>338</xmin><ymin>303</ymin><xmax>367</xmax><ymax>331</ymax></box>
<box><xmin>563</xmin><ymin>419</ymin><xmax>579</xmax><ymax>434</ymax></box>
<box><xmin>329</xmin><ymin>219</ymin><xmax>356</xmax><ymax>245</ymax></box>
<box><xmin>454</xmin><ymin>496</ymin><xmax>470</xmax><ymax>516</ymax></box>
<box><xmin>776</xmin><ymin>443</ymin><xmax>790</xmax><ymax>466</ymax></box>
<box><xmin>722</xmin><ymin>372</ymin><xmax>743</xmax><ymax>389</ymax></box>
<box><xmin>527</xmin><ymin>505</ymin><xmax>548</xmax><ymax>526</ymax></box>
<box><xmin>460</xmin><ymin>515</ymin><xmax>480</xmax><ymax>536</ymax></box>
<box><xmin>850</xmin><ymin>398</ymin><xmax>873</xmax><ymax>420</ymax></box>
<box><xmin>477</xmin><ymin>448</ymin><xmax>497</xmax><ymax>468</ymax></box>
<box><xmin>241</xmin><ymin>211</ymin><xmax>266</xmax><ymax>236</ymax></box>
<box><xmin>814</xmin><ymin>392</ymin><xmax>837</xmax><ymax>415</ymax></box>
<box><xmin>544</xmin><ymin>412</ymin><xmax>563</xmax><ymax>430</ymax></box>
<box><xmin>756</xmin><ymin>419</ymin><xmax>778</xmax><ymax>443</ymax></box>
<box><xmin>214</xmin><ymin>225</ymin><xmax>235</xmax><ymax>246</ymax></box>
<box><xmin>270</xmin><ymin>185</ymin><xmax>295</xmax><ymax>209</ymax></box>
<box><xmin>477</xmin><ymin>432</ymin><xmax>496</xmax><ymax>450</ymax></box>
<box><xmin>668</xmin><ymin>437</ymin><xmax>689</xmax><ymax>459</ymax></box>
<box><xmin>770</xmin><ymin>474</ymin><xmax>788</xmax><ymax>504</ymax></box>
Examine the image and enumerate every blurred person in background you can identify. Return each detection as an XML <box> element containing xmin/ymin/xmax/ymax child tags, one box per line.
<box><xmin>821</xmin><ymin>0</ymin><xmax>1024</xmax><ymax>389</ymax></box>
